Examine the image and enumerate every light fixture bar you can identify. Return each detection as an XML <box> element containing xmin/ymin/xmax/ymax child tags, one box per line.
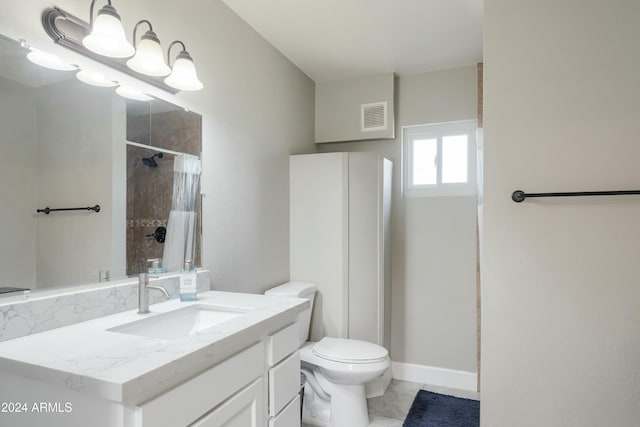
<box><xmin>41</xmin><ymin>6</ymin><xmax>204</xmax><ymax>93</ymax></box>
<box><xmin>41</xmin><ymin>7</ymin><xmax>179</xmax><ymax>94</ymax></box>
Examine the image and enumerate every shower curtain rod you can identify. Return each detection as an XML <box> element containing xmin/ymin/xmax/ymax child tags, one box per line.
<box><xmin>512</xmin><ymin>189</ymin><xmax>640</xmax><ymax>203</ymax></box>
<box><xmin>126</xmin><ymin>141</ymin><xmax>199</xmax><ymax>158</ymax></box>
<box><xmin>36</xmin><ymin>205</ymin><xmax>100</xmax><ymax>214</ymax></box>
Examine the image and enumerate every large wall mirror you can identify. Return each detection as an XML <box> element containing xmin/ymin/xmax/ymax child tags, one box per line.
<box><xmin>0</xmin><ymin>34</ymin><xmax>202</xmax><ymax>294</ymax></box>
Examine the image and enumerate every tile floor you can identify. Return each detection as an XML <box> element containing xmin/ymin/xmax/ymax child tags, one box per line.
<box><xmin>304</xmin><ymin>379</ymin><xmax>480</xmax><ymax>427</ymax></box>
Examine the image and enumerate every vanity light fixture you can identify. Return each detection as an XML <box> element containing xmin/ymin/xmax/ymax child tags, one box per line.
<box><xmin>42</xmin><ymin>6</ymin><xmax>200</xmax><ymax>94</ymax></box>
<box><xmin>116</xmin><ymin>85</ymin><xmax>153</xmax><ymax>101</ymax></box>
<box><xmin>26</xmin><ymin>47</ymin><xmax>77</xmax><ymax>71</ymax></box>
<box><xmin>82</xmin><ymin>0</ymin><xmax>135</xmax><ymax>58</ymax></box>
<box><xmin>164</xmin><ymin>41</ymin><xmax>203</xmax><ymax>91</ymax></box>
<box><xmin>126</xmin><ymin>20</ymin><xmax>171</xmax><ymax>77</ymax></box>
<box><xmin>76</xmin><ymin>69</ymin><xmax>117</xmax><ymax>87</ymax></box>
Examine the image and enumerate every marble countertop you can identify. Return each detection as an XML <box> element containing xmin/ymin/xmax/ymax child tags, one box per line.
<box><xmin>0</xmin><ymin>291</ymin><xmax>307</xmax><ymax>405</ymax></box>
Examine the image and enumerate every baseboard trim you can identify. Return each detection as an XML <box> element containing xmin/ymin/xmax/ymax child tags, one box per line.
<box><xmin>391</xmin><ymin>361</ymin><xmax>477</xmax><ymax>391</ymax></box>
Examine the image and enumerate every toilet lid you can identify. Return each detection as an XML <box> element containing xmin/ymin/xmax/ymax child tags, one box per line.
<box><xmin>313</xmin><ymin>337</ymin><xmax>388</xmax><ymax>364</ymax></box>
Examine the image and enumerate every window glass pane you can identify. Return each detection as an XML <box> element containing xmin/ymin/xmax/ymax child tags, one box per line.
<box><xmin>442</xmin><ymin>134</ymin><xmax>468</xmax><ymax>183</ymax></box>
<box><xmin>412</xmin><ymin>138</ymin><xmax>437</xmax><ymax>185</ymax></box>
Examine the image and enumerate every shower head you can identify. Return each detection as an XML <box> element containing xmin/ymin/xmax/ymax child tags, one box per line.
<box><xmin>141</xmin><ymin>152</ymin><xmax>163</xmax><ymax>168</ymax></box>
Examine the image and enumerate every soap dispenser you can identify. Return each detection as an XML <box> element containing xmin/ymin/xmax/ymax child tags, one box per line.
<box><xmin>179</xmin><ymin>260</ymin><xmax>198</xmax><ymax>301</ymax></box>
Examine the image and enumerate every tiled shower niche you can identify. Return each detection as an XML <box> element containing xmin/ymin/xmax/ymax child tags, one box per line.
<box><xmin>126</xmin><ymin>104</ymin><xmax>202</xmax><ymax>276</ymax></box>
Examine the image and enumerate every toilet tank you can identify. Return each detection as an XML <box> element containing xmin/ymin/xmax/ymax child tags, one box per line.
<box><xmin>265</xmin><ymin>282</ymin><xmax>317</xmax><ymax>346</ymax></box>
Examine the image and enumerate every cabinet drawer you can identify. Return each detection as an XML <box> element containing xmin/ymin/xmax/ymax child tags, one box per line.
<box><xmin>268</xmin><ymin>351</ymin><xmax>300</xmax><ymax>416</ymax></box>
<box><xmin>267</xmin><ymin>323</ymin><xmax>299</xmax><ymax>366</ymax></box>
<box><xmin>135</xmin><ymin>342</ymin><xmax>264</xmax><ymax>427</ymax></box>
<box><xmin>191</xmin><ymin>378</ymin><xmax>264</xmax><ymax>427</ymax></box>
<box><xmin>269</xmin><ymin>395</ymin><xmax>300</xmax><ymax>427</ymax></box>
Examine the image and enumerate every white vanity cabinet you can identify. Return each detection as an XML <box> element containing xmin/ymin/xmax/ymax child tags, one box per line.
<box><xmin>0</xmin><ymin>329</ymin><xmax>299</xmax><ymax>427</ymax></box>
<box><xmin>0</xmin><ymin>291</ymin><xmax>308</xmax><ymax>427</ymax></box>
<box><xmin>137</xmin><ymin>322</ymin><xmax>302</xmax><ymax>427</ymax></box>
<box><xmin>266</xmin><ymin>323</ymin><xmax>301</xmax><ymax>427</ymax></box>
<box><xmin>134</xmin><ymin>322</ymin><xmax>304</xmax><ymax>427</ymax></box>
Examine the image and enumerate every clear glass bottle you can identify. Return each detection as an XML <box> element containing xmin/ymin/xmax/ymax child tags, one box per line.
<box><xmin>179</xmin><ymin>260</ymin><xmax>198</xmax><ymax>301</ymax></box>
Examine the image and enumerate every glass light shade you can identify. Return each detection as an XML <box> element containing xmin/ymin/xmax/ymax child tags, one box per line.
<box><xmin>27</xmin><ymin>48</ymin><xmax>76</xmax><ymax>71</ymax></box>
<box><xmin>76</xmin><ymin>69</ymin><xmax>117</xmax><ymax>87</ymax></box>
<box><xmin>82</xmin><ymin>6</ymin><xmax>135</xmax><ymax>58</ymax></box>
<box><xmin>115</xmin><ymin>85</ymin><xmax>153</xmax><ymax>101</ymax></box>
<box><xmin>127</xmin><ymin>34</ymin><xmax>171</xmax><ymax>76</ymax></box>
<box><xmin>165</xmin><ymin>52</ymin><xmax>203</xmax><ymax>91</ymax></box>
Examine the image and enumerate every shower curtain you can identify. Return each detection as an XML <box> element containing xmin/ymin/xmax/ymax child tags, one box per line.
<box><xmin>162</xmin><ymin>155</ymin><xmax>201</xmax><ymax>272</ymax></box>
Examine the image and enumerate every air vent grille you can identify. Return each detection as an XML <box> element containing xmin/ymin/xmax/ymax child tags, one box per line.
<box><xmin>361</xmin><ymin>101</ymin><xmax>388</xmax><ymax>132</ymax></box>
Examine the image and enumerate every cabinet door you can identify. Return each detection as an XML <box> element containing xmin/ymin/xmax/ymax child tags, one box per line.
<box><xmin>290</xmin><ymin>153</ymin><xmax>349</xmax><ymax>341</ymax></box>
<box><xmin>347</xmin><ymin>153</ymin><xmax>385</xmax><ymax>346</ymax></box>
<box><xmin>135</xmin><ymin>343</ymin><xmax>264</xmax><ymax>427</ymax></box>
<box><xmin>191</xmin><ymin>378</ymin><xmax>264</xmax><ymax>427</ymax></box>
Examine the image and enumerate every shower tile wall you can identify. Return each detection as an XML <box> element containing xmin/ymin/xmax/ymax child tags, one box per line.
<box><xmin>151</xmin><ymin>110</ymin><xmax>202</xmax><ymax>157</ymax></box>
<box><xmin>127</xmin><ymin>109</ymin><xmax>202</xmax><ymax>156</ymax></box>
<box><xmin>126</xmin><ymin>145</ymin><xmax>173</xmax><ymax>275</ymax></box>
<box><xmin>126</xmin><ymin>109</ymin><xmax>202</xmax><ymax>276</ymax></box>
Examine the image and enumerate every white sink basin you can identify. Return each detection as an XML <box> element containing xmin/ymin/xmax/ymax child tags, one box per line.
<box><xmin>108</xmin><ymin>304</ymin><xmax>252</xmax><ymax>339</ymax></box>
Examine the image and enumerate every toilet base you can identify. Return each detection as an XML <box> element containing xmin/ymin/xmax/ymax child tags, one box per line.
<box><xmin>329</xmin><ymin>383</ymin><xmax>369</xmax><ymax>427</ymax></box>
<box><xmin>302</xmin><ymin>380</ymin><xmax>370</xmax><ymax>427</ymax></box>
<box><xmin>302</xmin><ymin>384</ymin><xmax>330</xmax><ymax>426</ymax></box>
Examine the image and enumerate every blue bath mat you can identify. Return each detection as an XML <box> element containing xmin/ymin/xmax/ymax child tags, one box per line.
<box><xmin>403</xmin><ymin>390</ymin><xmax>480</xmax><ymax>427</ymax></box>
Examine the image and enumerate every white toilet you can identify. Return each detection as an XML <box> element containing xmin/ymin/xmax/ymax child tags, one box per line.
<box><xmin>265</xmin><ymin>281</ymin><xmax>390</xmax><ymax>427</ymax></box>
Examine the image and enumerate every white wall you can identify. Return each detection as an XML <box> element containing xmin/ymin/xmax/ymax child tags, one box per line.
<box><xmin>483</xmin><ymin>1</ymin><xmax>640</xmax><ymax>425</ymax></box>
<box><xmin>318</xmin><ymin>66</ymin><xmax>478</xmax><ymax>374</ymax></box>
<box><xmin>184</xmin><ymin>0</ymin><xmax>316</xmax><ymax>293</ymax></box>
<box><xmin>315</xmin><ymin>73</ymin><xmax>395</xmax><ymax>143</ymax></box>
<box><xmin>0</xmin><ymin>78</ymin><xmax>37</xmax><ymax>288</ymax></box>
<box><xmin>0</xmin><ymin>0</ymin><xmax>315</xmax><ymax>293</ymax></box>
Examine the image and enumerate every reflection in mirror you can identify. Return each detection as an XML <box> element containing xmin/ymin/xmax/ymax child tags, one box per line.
<box><xmin>125</xmin><ymin>103</ymin><xmax>202</xmax><ymax>276</ymax></box>
<box><xmin>0</xmin><ymin>34</ymin><xmax>201</xmax><ymax>295</ymax></box>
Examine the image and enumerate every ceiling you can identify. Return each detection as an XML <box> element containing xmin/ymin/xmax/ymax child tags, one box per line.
<box><xmin>221</xmin><ymin>0</ymin><xmax>483</xmax><ymax>83</ymax></box>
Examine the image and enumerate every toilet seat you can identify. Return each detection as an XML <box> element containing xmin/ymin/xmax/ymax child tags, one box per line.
<box><xmin>312</xmin><ymin>337</ymin><xmax>388</xmax><ymax>364</ymax></box>
<box><xmin>301</xmin><ymin>338</ymin><xmax>390</xmax><ymax>388</ymax></box>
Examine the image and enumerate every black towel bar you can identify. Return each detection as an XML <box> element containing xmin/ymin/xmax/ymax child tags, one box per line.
<box><xmin>36</xmin><ymin>205</ymin><xmax>101</xmax><ymax>214</ymax></box>
<box><xmin>512</xmin><ymin>190</ymin><xmax>640</xmax><ymax>203</ymax></box>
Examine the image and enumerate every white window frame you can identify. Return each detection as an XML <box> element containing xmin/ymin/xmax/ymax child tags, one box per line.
<box><xmin>403</xmin><ymin>120</ymin><xmax>477</xmax><ymax>197</ymax></box>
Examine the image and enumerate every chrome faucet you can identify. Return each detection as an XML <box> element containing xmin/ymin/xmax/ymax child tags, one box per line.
<box><xmin>138</xmin><ymin>273</ymin><xmax>170</xmax><ymax>314</ymax></box>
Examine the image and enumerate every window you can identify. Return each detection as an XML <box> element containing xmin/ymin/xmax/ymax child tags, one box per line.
<box><xmin>404</xmin><ymin>120</ymin><xmax>477</xmax><ymax>197</ymax></box>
